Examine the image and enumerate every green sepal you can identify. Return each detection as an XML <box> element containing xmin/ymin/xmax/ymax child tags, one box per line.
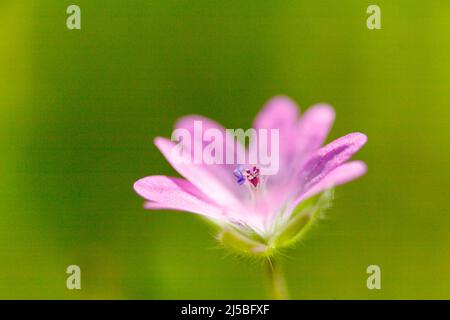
<box><xmin>216</xmin><ymin>189</ymin><xmax>334</xmax><ymax>257</ymax></box>
<box><xmin>273</xmin><ymin>213</ymin><xmax>311</xmax><ymax>247</ymax></box>
<box><xmin>272</xmin><ymin>189</ymin><xmax>334</xmax><ymax>248</ymax></box>
<box><xmin>217</xmin><ymin>228</ymin><xmax>273</xmax><ymax>257</ymax></box>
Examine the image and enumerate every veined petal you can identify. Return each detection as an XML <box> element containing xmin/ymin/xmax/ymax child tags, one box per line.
<box><xmin>300</xmin><ymin>132</ymin><xmax>367</xmax><ymax>191</ymax></box>
<box><xmin>297</xmin><ymin>160</ymin><xmax>367</xmax><ymax>203</ymax></box>
<box><xmin>267</xmin><ymin>103</ymin><xmax>335</xmax><ymax>194</ymax></box>
<box><xmin>154</xmin><ymin>137</ymin><xmax>243</xmax><ymax>208</ymax></box>
<box><xmin>134</xmin><ymin>176</ymin><xmax>225</xmax><ymax>220</ymax></box>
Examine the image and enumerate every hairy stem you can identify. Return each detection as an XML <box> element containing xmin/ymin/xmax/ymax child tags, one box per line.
<box><xmin>265</xmin><ymin>257</ymin><xmax>289</xmax><ymax>300</ymax></box>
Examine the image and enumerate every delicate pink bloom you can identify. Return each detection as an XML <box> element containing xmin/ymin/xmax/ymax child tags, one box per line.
<box><xmin>134</xmin><ymin>96</ymin><xmax>367</xmax><ymax>251</ymax></box>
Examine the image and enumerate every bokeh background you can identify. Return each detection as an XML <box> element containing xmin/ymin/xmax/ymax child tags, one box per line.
<box><xmin>0</xmin><ymin>0</ymin><xmax>449</xmax><ymax>299</ymax></box>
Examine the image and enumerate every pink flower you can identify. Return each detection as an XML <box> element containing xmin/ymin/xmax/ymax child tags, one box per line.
<box><xmin>134</xmin><ymin>96</ymin><xmax>367</xmax><ymax>255</ymax></box>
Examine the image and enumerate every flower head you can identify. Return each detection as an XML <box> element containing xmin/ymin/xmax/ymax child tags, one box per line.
<box><xmin>134</xmin><ymin>96</ymin><xmax>367</xmax><ymax>256</ymax></box>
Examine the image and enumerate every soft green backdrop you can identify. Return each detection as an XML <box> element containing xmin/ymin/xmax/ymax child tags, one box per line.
<box><xmin>0</xmin><ymin>0</ymin><xmax>448</xmax><ymax>299</ymax></box>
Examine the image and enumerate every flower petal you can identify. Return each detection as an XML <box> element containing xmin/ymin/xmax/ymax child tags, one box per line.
<box><xmin>295</xmin><ymin>103</ymin><xmax>335</xmax><ymax>166</ymax></box>
<box><xmin>154</xmin><ymin>137</ymin><xmax>243</xmax><ymax>208</ymax></box>
<box><xmin>134</xmin><ymin>175</ymin><xmax>224</xmax><ymax>220</ymax></box>
<box><xmin>300</xmin><ymin>132</ymin><xmax>367</xmax><ymax>191</ymax></box>
<box><xmin>253</xmin><ymin>96</ymin><xmax>300</xmax><ymax>132</ymax></box>
<box><xmin>250</xmin><ymin>96</ymin><xmax>300</xmax><ymax>188</ymax></box>
<box><xmin>297</xmin><ymin>160</ymin><xmax>367</xmax><ymax>203</ymax></box>
<box><xmin>175</xmin><ymin>115</ymin><xmax>246</xmax><ymax>157</ymax></box>
<box><xmin>268</xmin><ymin>103</ymin><xmax>335</xmax><ymax>193</ymax></box>
<box><xmin>252</xmin><ymin>96</ymin><xmax>299</xmax><ymax>163</ymax></box>
<box><xmin>174</xmin><ymin>115</ymin><xmax>246</xmax><ymax>193</ymax></box>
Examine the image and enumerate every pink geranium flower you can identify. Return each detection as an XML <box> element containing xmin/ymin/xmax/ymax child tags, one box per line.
<box><xmin>134</xmin><ymin>96</ymin><xmax>367</xmax><ymax>256</ymax></box>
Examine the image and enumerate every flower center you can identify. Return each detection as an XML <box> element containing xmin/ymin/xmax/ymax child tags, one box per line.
<box><xmin>233</xmin><ymin>165</ymin><xmax>262</xmax><ymax>187</ymax></box>
<box><xmin>234</xmin><ymin>165</ymin><xmax>266</xmax><ymax>205</ymax></box>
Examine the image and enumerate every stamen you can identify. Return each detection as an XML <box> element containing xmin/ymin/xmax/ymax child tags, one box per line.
<box><xmin>233</xmin><ymin>165</ymin><xmax>268</xmax><ymax>207</ymax></box>
<box><xmin>245</xmin><ymin>166</ymin><xmax>260</xmax><ymax>187</ymax></box>
<box><xmin>233</xmin><ymin>165</ymin><xmax>261</xmax><ymax>188</ymax></box>
<box><xmin>233</xmin><ymin>166</ymin><xmax>246</xmax><ymax>185</ymax></box>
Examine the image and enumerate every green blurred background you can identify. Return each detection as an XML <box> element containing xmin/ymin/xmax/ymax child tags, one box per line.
<box><xmin>0</xmin><ymin>0</ymin><xmax>449</xmax><ymax>299</ymax></box>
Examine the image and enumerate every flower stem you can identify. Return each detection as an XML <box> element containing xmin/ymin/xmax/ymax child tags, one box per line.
<box><xmin>265</xmin><ymin>257</ymin><xmax>289</xmax><ymax>300</ymax></box>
